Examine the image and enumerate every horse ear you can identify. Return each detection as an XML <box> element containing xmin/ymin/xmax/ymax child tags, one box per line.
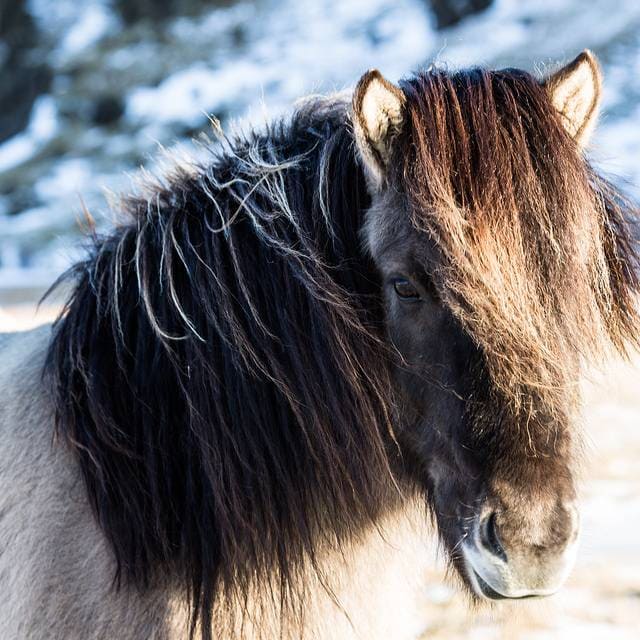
<box><xmin>545</xmin><ymin>50</ymin><xmax>602</xmax><ymax>147</ymax></box>
<box><xmin>352</xmin><ymin>69</ymin><xmax>405</xmax><ymax>188</ymax></box>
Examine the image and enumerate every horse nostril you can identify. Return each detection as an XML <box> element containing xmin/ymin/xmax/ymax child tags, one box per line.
<box><xmin>479</xmin><ymin>512</ymin><xmax>507</xmax><ymax>562</ymax></box>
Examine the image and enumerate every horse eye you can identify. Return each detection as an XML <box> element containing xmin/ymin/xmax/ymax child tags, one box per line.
<box><xmin>393</xmin><ymin>278</ymin><xmax>420</xmax><ymax>300</ymax></box>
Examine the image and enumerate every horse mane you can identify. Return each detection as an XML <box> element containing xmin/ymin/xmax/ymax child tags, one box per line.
<box><xmin>44</xmin><ymin>67</ymin><xmax>640</xmax><ymax>637</ymax></box>
<box><xmin>392</xmin><ymin>68</ymin><xmax>640</xmax><ymax>419</ymax></box>
<box><xmin>45</xmin><ymin>96</ymin><xmax>399</xmax><ymax>638</ymax></box>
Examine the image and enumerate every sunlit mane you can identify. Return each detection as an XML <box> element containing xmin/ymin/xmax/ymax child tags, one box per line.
<box><xmin>395</xmin><ymin>68</ymin><xmax>640</xmax><ymax>415</ymax></box>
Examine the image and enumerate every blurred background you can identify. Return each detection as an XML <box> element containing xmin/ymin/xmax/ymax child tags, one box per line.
<box><xmin>0</xmin><ymin>1</ymin><xmax>639</xmax><ymax>637</ymax></box>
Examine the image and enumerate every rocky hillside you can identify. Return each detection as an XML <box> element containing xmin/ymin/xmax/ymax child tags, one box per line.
<box><xmin>1</xmin><ymin>0</ymin><xmax>640</xmax><ymax>296</ymax></box>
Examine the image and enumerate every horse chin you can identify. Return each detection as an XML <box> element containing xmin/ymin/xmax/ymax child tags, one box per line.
<box><xmin>435</xmin><ymin>502</ymin><xmax>580</xmax><ymax>602</ymax></box>
<box><xmin>458</xmin><ymin>527</ymin><xmax>579</xmax><ymax>601</ymax></box>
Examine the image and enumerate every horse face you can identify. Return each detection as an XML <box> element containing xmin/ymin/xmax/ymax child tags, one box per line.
<box><xmin>364</xmin><ymin>186</ymin><xmax>581</xmax><ymax>599</ymax></box>
<box><xmin>351</xmin><ymin>53</ymin><xmax>604</xmax><ymax>599</ymax></box>
<box><xmin>367</xmin><ymin>201</ymin><xmax>580</xmax><ymax>599</ymax></box>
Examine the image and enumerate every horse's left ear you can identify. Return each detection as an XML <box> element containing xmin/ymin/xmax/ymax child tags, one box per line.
<box><xmin>545</xmin><ymin>50</ymin><xmax>602</xmax><ymax>148</ymax></box>
<box><xmin>352</xmin><ymin>69</ymin><xmax>405</xmax><ymax>189</ymax></box>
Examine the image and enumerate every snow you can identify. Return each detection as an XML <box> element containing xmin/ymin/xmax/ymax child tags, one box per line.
<box><xmin>27</xmin><ymin>0</ymin><xmax>115</xmax><ymax>43</ymax></box>
<box><xmin>126</xmin><ymin>0</ymin><xmax>434</xmax><ymax>126</ymax></box>
<box><xmin>0</xmin><ymin>206</ymin><xmax>54</xmax><ymax>239</ymax></box>
<box><xmin>0</xmin><ymin>137</ymin><xmax>39</xmax><ymax>175</ymax></box>
<box><xmin>27</xmin><ymin>0</ymin><xmax>84</xmax><ymax>33</ymax></box>
<box><xmin>169</xmin><ymin>2</ymin><xmax>254</xmax><ymax>43</ymax></box>
<box><xmin>34</xmin><ymin>158</ymin><xmax>94</xmax><ymax>203</ymax></box>
<box><xmin>0</xmin><ymin>96</ymin><xmax>58</xmax><ymax>173</ymax></box>
<box><xmin>58</xmin><ymin>3</ymin><xmax>115</xmax><ymax>59</ymax></box>
<box><xmin>0</xmin><ymin>266</ymin><xmax>64</xmax><ymax>291</ymax></box>
<box><xmin>595</xmin><ymin>113</ymin><xmax>640</xmax><ymax>199</ymax></box>
<box><xmin>128</xmin><ymin>62</ymin><xmax>265</xmax><ymax>125</ymax></box>
<box><xmin>5</xmin><ymin>0</ymin><xmax>640</xmax><ymax>290</ymax></box>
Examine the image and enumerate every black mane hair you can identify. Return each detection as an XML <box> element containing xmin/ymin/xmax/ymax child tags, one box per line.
<box><xmin>45</xmin><ymin>97</ymin><xmax>399</xmax><ymax>637</ymax></box>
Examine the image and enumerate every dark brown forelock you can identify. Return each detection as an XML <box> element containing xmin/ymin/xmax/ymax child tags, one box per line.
<box><xmin>393</xmin><ymin>67</ymin><xmax>640</xmax><ymax>416</ymax></box>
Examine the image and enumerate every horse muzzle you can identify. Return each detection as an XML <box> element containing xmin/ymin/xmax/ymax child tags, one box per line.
<box><xmin>461</xmin><ymin>501</ymin><xmax>580</xmax><ymax>600</ymax></box>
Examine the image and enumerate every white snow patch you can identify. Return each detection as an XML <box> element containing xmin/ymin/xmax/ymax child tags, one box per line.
<box><xmin>0</xmin><ymin>266</ymin><xmax>60</xmax><ymax>290</ymax></box>
<box><xmin>34</xmin><ymin>158</ymin><xmax>94</xmax><ymax>203</ymax></box>
<box><xmin>0</xmin><ymin>205</ymin><xmax>74</xmax><ymax>239</ymax></box>
<box><xmin>128</xmin><ymin>62</ymin><xmax>264</xmax><ymax>125</ymax></box>
<box><xmin>27</xmin><ymin>0</ymin><xmax>84</xmax><ymax>33</ymax></box>
<box><xmin>170</xmin><ymin>2</ymin><xmax>253</xmax><ymax>43</ymax></box>
<box><xmin>0</xmin><ymin>96</ymin><xmax>58</xmax><ymax>173</ymax></box>
<box><xmin>58</xmin><ymin>3</ymin><xmax>115</xmax><ymax>59</ymax></box>
<box><xmin>126</xmin><ymin>0</ymin><xmax>434</xmax><ymax>127</ymax></box>
<box><xmin>0</xmin><ymin>137</ymin><xmax>39</xmax><ymax>175</ymax></box>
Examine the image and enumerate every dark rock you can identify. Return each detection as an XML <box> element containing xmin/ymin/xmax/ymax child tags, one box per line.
<box><xmin>0</xmin><ymin>1</ymin><xmax>38</xmax><ymax>48</ymax></box>
<box><xmin>90</xmin><ymin>95</ymin><xmax>126</xmax><ymax>126</ymax></box>
<box><xmin>2</xmin><ymin>186</ymin><xmax>40</xmax><ymax>217</ymax></box>
<box><xmin>428</xmin><ymin>0</ymin><xmax>493</xmax><ymax>30</ymax></box>
<box><xmin>0</xmin><ymin>65</ymin><xmax>52</xmax><ymax>142</ymax></box>
<box><xmin>0</xmin><ymin>0</ymin><xmax>52</xmax><ymax>142</ymax></box>
<box><xmin>230</xmin><ymin>24</ymin><xmax>246</xmax><ymax>47</ymax></box>
<box><xmin>113</xmin><ymin>0</ymin><xmax>235</xmax><ymax>25</ymax></box>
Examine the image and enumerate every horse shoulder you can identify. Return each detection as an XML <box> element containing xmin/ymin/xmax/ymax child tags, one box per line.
<box><xmin>0</xmin><ymin>325</ymin><xmax>183</xmax><ymax>639</ymax></box>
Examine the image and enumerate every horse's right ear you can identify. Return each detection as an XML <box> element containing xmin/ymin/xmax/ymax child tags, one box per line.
<box><xmin>352</xmin><ymin>70</ymin><xmax>405</xmax><ymax>189</ymax></box>
<box><xmin>544</xmin><ymin>50</ymin><xmax>602</xmax><ymax>148</ymax></box>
